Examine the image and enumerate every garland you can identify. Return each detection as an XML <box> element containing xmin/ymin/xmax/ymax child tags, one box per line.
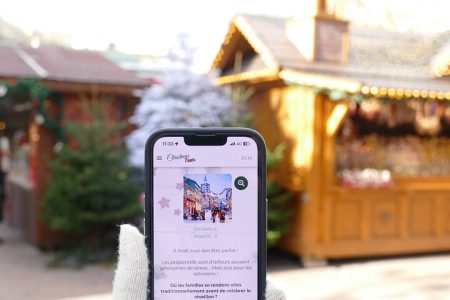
<box><xmin>1</xmin><ymin>79</ymin><xmax>66</xmax><ymax>149</ymax></box>
<box><xmin>313</xmin><ymin>87</ymin><xmax>365</xmax><ymax>103</ymax></box>
<box><xmin>283</xmin><ymin>80</ymin><xmax>366</xmax><ymax>103</ymax></box>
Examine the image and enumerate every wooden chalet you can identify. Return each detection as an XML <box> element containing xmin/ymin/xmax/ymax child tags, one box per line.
<box><xmin>0</xmin><ymin>43</ymin><xmax>149</xmax><ymax>247</ymax></box>
<box><xmin>212</xmin><ymin>2</ymin><xmax>450</xmax><ymax>262</ymax></box>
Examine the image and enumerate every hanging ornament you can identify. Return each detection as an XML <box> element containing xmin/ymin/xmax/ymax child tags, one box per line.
<box><xmin>0</xmin><ymin>83</ymin><xmax>7</xmax><ymax>97</ymax></box>
<box><xmin>53</xmin><ymin>141</ymin><xmax>64</xmax><ymax>153</ymax></box>
<box><xmin>360</xmin><ymin>98</ymin><xmax>381</xmax><ymax>122</ymax></box>
<box><xmin>415</xmin><ymin>102</ymin><xmax>441</xmax><ymax>136</ymax></box>
<box><xmin>35</xmin><ymin>114</ymin><xmax>45</xmax><ymax>125</ymax></box>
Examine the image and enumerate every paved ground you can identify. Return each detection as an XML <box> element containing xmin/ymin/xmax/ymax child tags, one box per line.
<box><xmin>1</xmin><ymin>222</ymin><xmax>450</xmax><ymax>299</ymax></box>
<box><xmin>268</xmin><ymin>252</ymin><xmax>450</xmax><ymax>299</ymax></box>
<box><xmin>0</xmin><ymin>223</ymin><xmax>113</xmax><ymax>300</ymax></box>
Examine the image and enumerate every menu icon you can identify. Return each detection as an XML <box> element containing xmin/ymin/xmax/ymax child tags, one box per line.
<box><xmin>156</xmin><ymin>156</ymin><xmax>163</xmax><ymax>160</ymax></box>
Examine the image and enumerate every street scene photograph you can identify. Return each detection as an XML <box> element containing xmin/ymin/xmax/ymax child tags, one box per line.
<box><xmin>183</xmin><ymin>173</ymin><xmax>232</xmax><ymax>223</ymax></box>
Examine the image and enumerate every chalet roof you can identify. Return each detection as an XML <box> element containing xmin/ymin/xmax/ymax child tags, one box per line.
<box><xmin>0</xmin><ymin>43</ymin><xmax>149</xmax><ymax>87</ymax></box>
<box><xmin>213</xmin><ymin>14</ymin><xmax>450</xmax><ymax>98</ymax></box>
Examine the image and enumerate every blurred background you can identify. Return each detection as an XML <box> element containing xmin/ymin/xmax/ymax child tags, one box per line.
<box><xmin>0</xmin><ymin>0</ymin><xmax>449</xmax><ymax>299</ymax></box>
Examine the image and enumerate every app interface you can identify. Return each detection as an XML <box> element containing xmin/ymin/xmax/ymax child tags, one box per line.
<box><xmin>153</xmin><ymin>136</ymin><xmax>258</xmax><ymax>299</ymax></box>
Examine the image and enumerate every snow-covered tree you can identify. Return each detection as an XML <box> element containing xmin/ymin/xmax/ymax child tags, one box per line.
<box><xmin>126</xmin><ymin>35</ymin><xmax>231</xmax><ymax>167</ymax></box>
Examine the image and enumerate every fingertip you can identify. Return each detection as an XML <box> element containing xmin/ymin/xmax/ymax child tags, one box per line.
<box><xmin>113</xmin><ymin>224</ymin><xmax>148</xmax><ymax>300</ymax></box>
<box><xmin>266</xmin><ymin>280</ymin><xmax>286</xmax><ymax>300</ymax></box>
<box><xmin>119</xmin><ymin>224</ymin><xmax>143</xmax><ymax>239</ymax></box>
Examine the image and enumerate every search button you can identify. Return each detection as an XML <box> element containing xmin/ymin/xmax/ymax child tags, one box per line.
<box><xmin>234</xmin><ymin>176</ymin><xmax>248</xmax><ymax>190</ymax></box>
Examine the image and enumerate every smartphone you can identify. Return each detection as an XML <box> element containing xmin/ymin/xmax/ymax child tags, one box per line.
<box><xmin>145</xmin><ymin>128</ymin><xmax>266</xmax><ymax>300</ymax></box>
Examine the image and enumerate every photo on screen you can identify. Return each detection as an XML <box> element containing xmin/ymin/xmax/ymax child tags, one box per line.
<box><xmin>183</xmin><ymin>173</ymin><xmax>232</xmax><ymax>223</ymax></box>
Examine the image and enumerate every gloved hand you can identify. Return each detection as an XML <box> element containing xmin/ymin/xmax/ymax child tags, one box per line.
<box><xmin>112</xmin><ymin>224</ymin><xmax>286</xmax><ymax>300</ymax></box>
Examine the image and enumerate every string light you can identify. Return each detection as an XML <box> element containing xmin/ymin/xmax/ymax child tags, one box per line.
<box><xmin>355</xmin><ymin>85</ymin><xmax>448</xmax><ymax>101</ymax></box>
<box><xmin>370</xmin><ymin>87</ymin><xmax>379</xmax><ymax>95</ymax></box>
<box><xmin>346</xmin><ymin>83</ymin><xmax>360</xmax><ymax>94</ymax></box>
<box><xmin>361</xmin><ymin>86</ymin><xmax>370</xmax><ymax>95</ymax></box>
<box><xmin>405</xmin><ymin>89</ymin><xmax>413</xmax><ymax>97</ymax></box>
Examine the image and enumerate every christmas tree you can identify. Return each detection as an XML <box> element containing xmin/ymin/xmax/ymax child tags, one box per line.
<box><xmin>126</xmin><ymin>35</ymin><xmax>232</xmax><ymax>167</ymax></box>
<box><xmin>42</xmin><ymin>100</ymin><xmax>141</xmax><ymax>266</ymax></box>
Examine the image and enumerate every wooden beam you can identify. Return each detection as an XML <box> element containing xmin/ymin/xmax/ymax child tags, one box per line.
<box><xmin>214</xmin><ymin>69</ymin><xmax>279</xmax><ymax>85</ymax></box>
<box><xmin>0</xmin><ymin>77</ymin><xmax>146</xmax><ymax>96</ymax></box>
<box><xmin>43</xmin><ymin>80</ymin><xmax>145</xmax><ymax>96</ymax></box>
<box><xmin>279</xmin><ymin>69</ymin><xmax>361</xmax><ymax>93</ymax></box>
<box><xmin>326</xmin><ymin>102</ymin><xmax>348</xmax><ymax>136</ymax></box>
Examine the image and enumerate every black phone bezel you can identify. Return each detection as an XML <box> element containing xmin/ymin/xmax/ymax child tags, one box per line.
<box><xmin>144</xmin><ymin>127</ymin><xmax>267</xmax><ymax>300</ymax></box>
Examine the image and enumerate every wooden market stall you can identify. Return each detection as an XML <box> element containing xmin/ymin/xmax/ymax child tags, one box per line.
<box><xmin>0</xmin><ymin>44</ymin><xmax>148</xmax><ymax>247</ymax></box>
<box><xmin>211</xmin><ymin>2</ymin><xmax>450</xmax><ymax>262</ymax></box>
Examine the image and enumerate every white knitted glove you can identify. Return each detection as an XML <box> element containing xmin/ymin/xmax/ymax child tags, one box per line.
<box><xmin>112</xmin><ymin>224</ymin><xmax>286</xmax><ymax>300</ymax></box>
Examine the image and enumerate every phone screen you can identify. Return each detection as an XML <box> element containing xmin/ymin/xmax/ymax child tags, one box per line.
<box><xmin>151</xmin><ymin>136</ymin><xmax>259</xmax><ymax>299</ymax></box>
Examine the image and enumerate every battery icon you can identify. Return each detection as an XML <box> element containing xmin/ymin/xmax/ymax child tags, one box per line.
<box><xmin>243</xmin><ymin>142</ymin><xmax>249</xmax><ymax>146</ymax></box>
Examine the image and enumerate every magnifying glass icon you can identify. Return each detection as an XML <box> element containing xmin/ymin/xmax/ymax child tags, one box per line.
<box><xmin>234</xmin><ymin>176</ymin><xmax>248</xmax><ymax>190</ymax></box>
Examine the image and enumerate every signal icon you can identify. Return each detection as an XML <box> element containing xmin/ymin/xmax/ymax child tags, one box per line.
<box><xmin>230</xmin><ymin>142</ymin><xmax>236</xmax><ymax>146</ymax></box>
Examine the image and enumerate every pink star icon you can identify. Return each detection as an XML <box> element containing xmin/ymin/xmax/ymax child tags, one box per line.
<box><xmin>158</xmin><ymin>197</ymin><xmax>170</xmax><ymax>209</ymax></box>
<box><xmin>174</xmin><ymin>209</ymin><xmax>181</xmax><ymax>216</ymax></box>
<box><xmin>176</xmin><ymin>183</ymin><xmax>183</xmax><ymax>191</ymax></box>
